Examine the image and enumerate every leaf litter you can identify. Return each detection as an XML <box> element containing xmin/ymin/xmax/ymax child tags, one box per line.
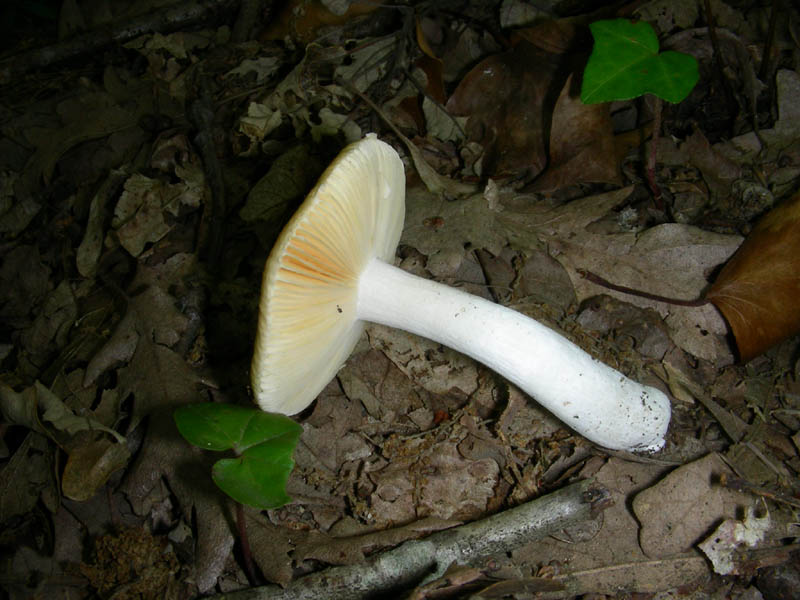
<box><xmin>1</xmin><ymin>1</ymin><xmax>800</xmax><ymax>599</ymax></box>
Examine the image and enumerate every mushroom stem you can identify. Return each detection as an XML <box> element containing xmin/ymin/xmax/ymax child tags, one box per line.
<box><xmin>357</xmin><ymin>258</ymin><xmax>670</xmax><ymax>452</ymax></box>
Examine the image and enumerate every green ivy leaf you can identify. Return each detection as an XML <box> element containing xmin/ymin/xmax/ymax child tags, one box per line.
<box><xmin>213</xmin><ymin>432</ymin><xmax>300</xmax><ymax>509</ymax></box>
<box><xmin>174</xmin><ymin>403</ymin><xmax>300</xmax><ymax>452</ymax></box>
<box><xmin>581</xmin><ymin>19</ymin><xmax>699</xmax><ymax>104</ymax></box>
<box><xmin>174</xmin><ymin>403</ymin><xmax>302</xmax><ymax>509</ymax></box>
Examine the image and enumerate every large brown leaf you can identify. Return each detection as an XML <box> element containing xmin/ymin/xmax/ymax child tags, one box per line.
<box><xmin>706</xmin><ymin>192</ymin><xmax>800</xmax><ymax>361</ymax></box>
<box><xmin>529</xmin><ymin>73</ymin><xmax>620</xmax><ymax>192</ymax></box>
<box><xmin>445</xmin><ymin>40</ymin><xmax>559</xmax><ymax>178</ymax></box>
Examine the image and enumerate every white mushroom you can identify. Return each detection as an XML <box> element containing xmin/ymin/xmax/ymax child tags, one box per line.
<box><xmin>251</xmin><ymin>134</ymin><xmax>671</xmax><ymax>452</ymax></box>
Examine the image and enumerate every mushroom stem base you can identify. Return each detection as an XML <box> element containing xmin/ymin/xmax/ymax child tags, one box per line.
<box><xmin>357</xmin><ymin>258</ymin><xmax>670</xmax><ymax>452</ymax></box>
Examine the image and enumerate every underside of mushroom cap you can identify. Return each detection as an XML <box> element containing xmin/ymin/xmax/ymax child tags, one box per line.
<box><xmin>251</xmin><ymin>134</ymin><xmax>406</xmax><ymax>414</ymax></box>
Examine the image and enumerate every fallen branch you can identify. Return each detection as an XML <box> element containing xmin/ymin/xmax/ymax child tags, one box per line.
<box><xmin>0</xmin><ymin>0</ymin><xmax>239</xmax><ymax>85</ymax></box>
<box><xmin>211</xmin><ymin>479</ymin><xmax>609</xmax><ymax>600</ymax></box>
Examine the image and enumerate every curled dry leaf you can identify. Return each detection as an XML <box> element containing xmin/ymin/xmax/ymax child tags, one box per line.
<box><xmin>705</xmin><ymin>192</ymin><xmax>800</xmax><ymax>361</ymax></box>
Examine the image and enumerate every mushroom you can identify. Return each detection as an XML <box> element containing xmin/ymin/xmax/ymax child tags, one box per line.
<box><xmin>251</xmin><ymin>134</ymin><xmax>671</xmax><ymax>452</ymax></box>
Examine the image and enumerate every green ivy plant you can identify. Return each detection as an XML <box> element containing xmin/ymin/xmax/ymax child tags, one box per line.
<box><xmin>174</xmin><ymin>403</ymin><xmax>302</xmax><ymax>510</ymax></box>
<box><xmin>581</xmin><ymin>18</ymin><xmax>699</xmax><ymax>104</ymax></box>
<box><xmin>581</xmin><ymin>18</ymin><xmax>699</xmax><ymax>208</ymax></box>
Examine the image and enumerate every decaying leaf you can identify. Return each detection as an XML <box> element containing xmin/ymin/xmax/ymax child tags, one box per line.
<box><xmin>0</xmin><ymin>380</ymin><xmax>124</xmax><ymax>444</ymax></box>
<box><xmin>85</xmin><ymin>283</ymin><xmax>201</xmax><ymax>428</ymax></box>
<box><xmin>245</xmin><ymin>510</ymin><xmax>297</xmax><ymax>586</ymax></box>
<box><xmin>529</xmin><ymin>73</ymin><xmax>621</xmax><ymax>192</ymax></box>
<box><xmin>706</xmin><ymin>191</ymin><xmax>800</xmax><ymax>361</ymax></box>
<box><xmin>366</xmin><ymin>323</ymin><xmax>479</xmax><ymax>399</ymax></box>
<box><xmin>19</xmin><ymin>280</ymin><xmax>77</xmax><ymax>366</ymax></box>
<box><xmin>0</xmin><ymin>245</ymin><xmax>52</xmax><ymax>329</ymax></box>
<box><xmin>0</xmin><ymin>381</ymin><xmax>129</xmax><ymax>504</ymax></box>
<box><xmin>239</xmin><ymin>144</ymin><xmax>324</xmax><ymax>223</ymax></box>
<box><xmin>113</xmin><ymin>170</ymin><xmax>205</xmax><ymax>257</ymax></box>
<box><xmin>632</xmin><ymin>453</ymin><xmax>753</xmax><ymax>558</ymax></box>
<box><xmin>62</xmin><ymin>438</ymin><xmax>131</xmax><ymax>502</ymax></box>
<box><xmin>0</xmin><ymin>432</ymin><xmax>58</xmax><ymax>523</ymax></box>
<box><xmin>698</xmin><ymin>506</ymin><xmax>770</xmax><ymax>575</ymax></box>
<box><xmin>21</xmin><ymin>92</ymin><xmax>139</xmax><ymax>187</ymax></box>
<box><xmin>292</xmin><ymin>516</ymin><xmax>459</xmax><ymax>567</ymax></box>
<box><xmin>524</xmin><ymin>190</ymin><xmax>741</xmax><ymax>362</ymax></box>
<box><xmin>402</xmin><ymin>186</ymin><xmax>508</xmax><ymax>271</ymax></box>
<box><xmin>508</xmin><ymin>458</ymin><xmax>695</xmax><ymax>595</ymax></box>
<box><xmin>446</xmin><ymin>40</ymin><xmax>558</xmax><ymax>178</ymax></box>
<box><xmin>122</xmin><ymin>415</ymin><xmax>234</xmax><ymax>593</ymax></box>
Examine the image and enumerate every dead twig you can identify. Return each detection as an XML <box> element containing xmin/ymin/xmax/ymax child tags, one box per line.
<box><xmin>209</xmin><ymin>479</ymin><xmax>608</xmax><ymax>600</ymax></box>
<box><xmin>0</xmin><ymin>0</ymin><xmax>239</xmax><ymax>85</ymax></box>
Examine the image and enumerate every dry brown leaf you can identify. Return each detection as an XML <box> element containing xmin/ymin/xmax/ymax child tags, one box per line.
<box><xmin>259</xmin><ymin>0</ymin><xmax>383</xmax><ymax>44</ymax></box>
<box><xmin>681</xmin><ymin>128</ymin><xmax>742</xmax><ymax>198</ymax></box>
<box><xmin>509</xmin><ymin>458</ymin><xmax>678</xmax><ymax>594</ymax></box>
<box><xmin>62</xmin><ymin>438</ymin><xmax>131</xmax><ymax>502</ymax></box>
<box><xmin>418</xmin><ymin>444</ymin><xmax>499</xmax><ymax>521</ymax></box>
<box><xmin>529</xmin><ymin>73</ymin><xmax>621</xmax><ymax>192</ymax></box>
<box><xmin>122</xmin><ymin>414</ymin><xmax>234</xmax><ymax>593</ymax></box>
<box><xmin>499</xmin><ymin>187</ymin><xmax>741</xmax><ymax>361</ymax></box>
<box><xmin>402</xmin><ymin>185</ymin><xmax>508</xmax><ymax>272</ymax></box>
<box><xmin>84</xmin><ymin>284</ymin><xmax>201</xmax><ymax>427</ymax></box>
<box><xmin>245</xmin><ymin>510</ymin><xmax>297</xmax><ymax>586</ymax></box>
<box><xmin>365</xmin><ymin>323</ymin><xmax>479</xmax><ymax>400</ymax></box>
<box><xmin>0</xmin><ymin>432</ymin><xmax>57</xmax><ymax>523</ymax></box>
<box><xmin>446</xmin><ymin>41</ymin><xmax>559</xmax><ymax>178</ymax></box>
<box><xmin>633</xmin><ymin>453</ymin><xmax>751</xmax><ymax>558</ymax></box>
<box><xmin>706</xmin><ymin>191</ymin><xmax>800</xmax><ymax>361</ymax></box>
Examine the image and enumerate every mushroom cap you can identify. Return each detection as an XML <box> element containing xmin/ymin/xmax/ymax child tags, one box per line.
<box><xmin>251</xmin><ymin>134</ymin><xmax>405</xmax><ymax>414</ymax></box>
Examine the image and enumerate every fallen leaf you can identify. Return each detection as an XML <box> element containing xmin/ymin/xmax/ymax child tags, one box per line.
<box><xmin>698</xmin><ymin>506</ymin><xmax>770</xmax><ymax>575</ymax></box>
<box><xmin>717</xmin><ymin>69</ymin><xmax>800</xmax><ymax>162</ymax></box>
<box><xmin>239</xmin><ymin>144</ymin><xmax>324</xmax><ymax>222</ymax></box>
<box><xmin>446</xmin><ymin>40</ymin><xmax>559</xmax><ymax>178</ymax></box>
<box><xmin>577</xmin><ymin>294</ymin><xmax>673</xmax><ymax>360</ymax></box>
<box><xmin>334</xmin><ymin>345</ymin><xmax>430</xmax><ymax>426</ymax></box>
<box><xmin>292</xmin><ymin>516</ymin><xmax>459</xmax><ymax>566</ymax></box>
<box><xmin>85</xmin><ymin>284</ymin><xmax>201</xmax><ymax>428</ymax></box>
<box><xmin>113</xmin><ymin>171</ymin><xmax>204</xmax><ymax>257</ymax></box>
<box><xmin>122</xmin><ymin>414</ymin><xmax>234</xmax><ymax>593</ymax></box>
<box><xmin>510</xmin><ymin>458</ymin><xmax>686</xmax><ymax>594</ymax></box>
<box><xmin>514</xmin><ymin>247</ymin><xmax>576</xmax><ymax>312</ymax></box>
<box><xmin>259</xmin><ymin>0</ymin><xmax>383</xmax><ymax>44</ymax></box>
<box><xmin>0</xmin><ymin>245</ymin><xmax>52</xmax><ymax>329</ymax></box>
<box><xmin>0</xmin><ymin>432</ymin><xmax>57</xmax><ymax>523</ymax></box>
<box><xmin>19</xmin><ymin>280</ymin><xmax>77</xmax><ymax>366</ymax></box>
<box><xmin>62</xmin><ymin>438</ymin><xmax>131</xmax><ymax>502</ymax></box>
<box><xmin>500</xmin><ymin>187</ymin><xmax>740</xmax><ymax>360</ymax></box>
<box><xmin>681</xmin><ymin>127</ymin><xmax>742</xmax><ymax>198</ymax></box>
<box><xmin>402</xmin><ymin>186</ymin><xmax>508</xmax><ymax>271</ymax></box>
<box><xmin>22</xmin><ymin>92</ymin><xmax>138</xmax><ymax>187</ymax></box>
<box><xmin>530</xmin><ymin>73</ymin><xmax>621</xmax><ymax>192</ymax></box>
<box><xmin>633</xmin><ymin>453</ymin><xmax>751</xmax><ymax>558</ymax></box>
<box><xmin>366</xmin><ymin>323</ymin><xmax>479</xmax><ymax>400</ymax></box>
<box><xmin>705</xmin><ymin>191</ymin><xmax>800</xmax><ymax>361</ymax></box>
<box><xmin>417</xmin><ymin>443</ymin><xmax>499</xmax><ymax>521</ymax></box>
<box><xmin>77</xmin><ymin>170</ymin><xmax>128</xmax><ymax>278</ymax></box>
<box><xmin>245</xmin><ymin>509</ymin><xmax>297</xmax><ymax>585</ymax></box>
<box><xmin>0</xmin><ymin>380</ymin><xmax>124</xmax><ymax>444</ymax></box>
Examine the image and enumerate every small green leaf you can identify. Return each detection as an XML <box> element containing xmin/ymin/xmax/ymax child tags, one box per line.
<box><xmin>212</xmin><ymin>430</ymin><xmax>301</xmax><ymax>510</ymax></box>
<box><xmin>174</xmin><ymin>403</ymin><xmax>303</xmax><ymax>510</ymax></box>
<box><xmin>581</xmin><ymin>19</ymin><xmax>699</xmax><ymax>104</ymax></box>
<box><xmin>174</xmin><ymin>403</ymin><xmax>301</xmax><ymax>453</ymax></box>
